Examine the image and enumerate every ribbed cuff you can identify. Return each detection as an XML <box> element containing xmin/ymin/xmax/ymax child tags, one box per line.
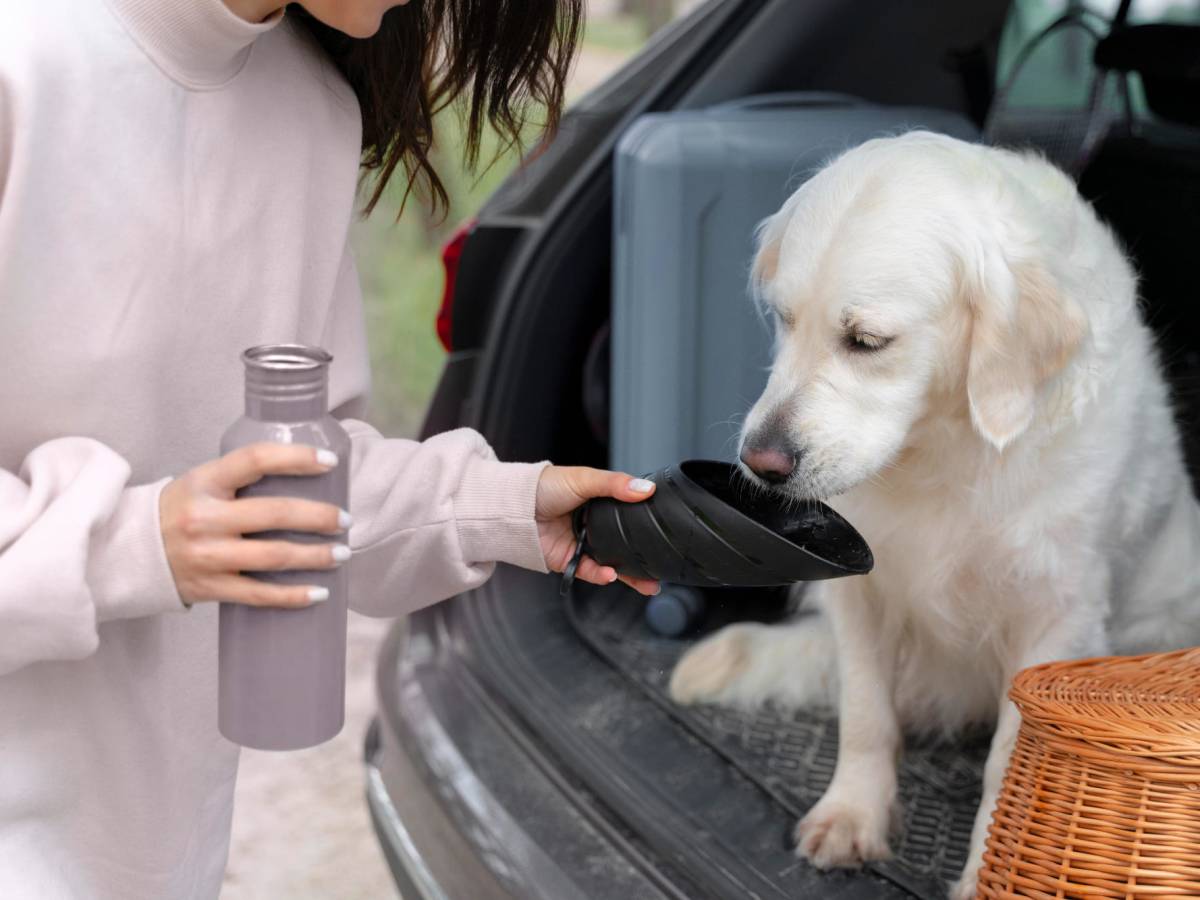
<box><xmin>454</xmin><ymin>458</ymin><xmax>550</xmax><ymax>573</ymax></box>
<box><xmin>89</xmin><ymin>478</ymin><xmax>187</xmax><ymax>622</ymax></box>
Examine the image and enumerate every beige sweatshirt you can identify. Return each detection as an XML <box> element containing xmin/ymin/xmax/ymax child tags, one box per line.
<box><xmin>0</xmin><ymin>1</ymin><xmax>550</xmax><ymax>896</ymax></box>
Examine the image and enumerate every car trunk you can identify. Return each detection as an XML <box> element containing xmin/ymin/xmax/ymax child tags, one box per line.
<box><xmin>379</xmin><ymin>3</ymin><xmax>1200</xmax><ymax>898</ymax></box>
<box><xmin>404</xmin><ymin>567</ymin><xmax>995</xmax><ymax>899</ymax></box>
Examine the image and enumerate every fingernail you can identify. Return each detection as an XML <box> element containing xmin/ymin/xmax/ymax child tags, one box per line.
<box><xmin>331</xmin><ymin>544</ymin><xmax>352</xmax><ymax>563</ymax></box>
<box><xmin>307</xmin><ymin>586</ymin><xmax>330</xmax><ymax>603</ymax></box>
<box><xmin>607</xmin><ymin>571</ymin><xmax>618</xmax><ymax>584</ymax></box>
<box><xmin>316</xmin><ymin>449</ymin><xmax>339</xmax><ymax>468</ymax></box>
<box><xmin>337</xmin><ymin>508</ymin><xmax>354</xmax><ymax>530</ymax></box>
<box><xmin>628</xmin><ymin>478</ymin><xmax>654</xmax><ymax>493</ymax></box>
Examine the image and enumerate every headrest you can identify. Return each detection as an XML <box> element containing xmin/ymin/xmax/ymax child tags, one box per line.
<box><xmin>1095</xmin><ymin>24</ymin><xmax>1200</xmax><ymax>126</ymax></box>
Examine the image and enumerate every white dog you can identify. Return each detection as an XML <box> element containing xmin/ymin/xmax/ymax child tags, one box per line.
<box><xmin>668</xmin><ymin>131</ymin><xmax>1200</xmax><ymax>899</ymax></box>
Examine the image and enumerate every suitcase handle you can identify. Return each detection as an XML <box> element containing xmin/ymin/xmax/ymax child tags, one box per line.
<box><xmin>709</xmin><ymin>92</ymin><xmax>862</xmax><ymax>112</ymax></box>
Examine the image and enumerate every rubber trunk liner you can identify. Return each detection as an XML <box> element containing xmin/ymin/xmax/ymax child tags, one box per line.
<box><xmin>567</xmin><ymin>587</ymin><xmax>990</xmax><ymax>900</ymax></box>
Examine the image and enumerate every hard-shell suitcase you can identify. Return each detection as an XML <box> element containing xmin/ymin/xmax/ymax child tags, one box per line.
<box><xmin>611</xmin><ymin>93</ymin><xmax>977</xmax><ymax>473</ymax></box>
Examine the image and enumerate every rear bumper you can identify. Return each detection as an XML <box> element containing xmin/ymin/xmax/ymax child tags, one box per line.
<box><xmin>364</xmin><ymin>717</ymin><xmax>457</xmax><ymax>900</ymax></box>
<box><xmin>363</xmin><ymin>610</ymin><xmax>679</xmax><ymax>900</ymax></box>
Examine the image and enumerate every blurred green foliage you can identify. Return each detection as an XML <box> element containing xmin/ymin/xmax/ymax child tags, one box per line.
<box><xmin>351</xmin><ymin>115</ymin><xmax>525</xmax><ymax>438</ymax></box>
<box><xmin>581</xmin><ymin>14</ymin><xmax>646</xmax><ymax>52</ymax></box>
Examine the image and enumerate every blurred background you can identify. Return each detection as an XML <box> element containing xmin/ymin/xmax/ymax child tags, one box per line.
<box><xmin>220</xmin><ymin>2</ymin><xmax>695</xmax><ymax>897</ymax></box>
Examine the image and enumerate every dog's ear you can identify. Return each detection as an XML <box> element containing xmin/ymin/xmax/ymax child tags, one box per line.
<box><xmin>751</xmin><ymin>214</ymin><xmax>783</xmax><ymax>297</ymax></box>
<box><xmin>965</xmin><ymin>249</ymin><xmax>1088</xmax><ymax>450</ymax></box>
<box><xmin>752</xmin><ymin>233</ymin><xmax>781</xmax><ymax>288</ymax></box>
<box><xmin>752</xmin><ymin>189</ymin><xmax>809</xmax><ymax>299</ymax></box>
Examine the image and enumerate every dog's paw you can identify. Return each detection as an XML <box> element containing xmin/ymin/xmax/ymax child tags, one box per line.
<box><xmin>669</xmin><ymin>618</ymin><xmax>839</xmax><ymax>710</ymax></box>
<box><xmin>668</xmin><ymin>624</ymin><xmax>755</xmax><ymax>706</ymax></box>
<box><xmin>794</xmin><ymin>799</ymin><xmax>892</xmax><ymax>869</ymax></box>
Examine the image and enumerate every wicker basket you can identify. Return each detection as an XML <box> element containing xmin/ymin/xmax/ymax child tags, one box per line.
<box><xmin>976</xmin><ymin>647</ymin><xmax>1200</xmax><ymax>899</ymax></box>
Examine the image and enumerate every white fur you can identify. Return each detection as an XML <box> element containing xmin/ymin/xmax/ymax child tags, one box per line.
<box><xmin>669</xmin><ymin>132</ymin><xmax>1200</xmax><ymax>898</ymax></box>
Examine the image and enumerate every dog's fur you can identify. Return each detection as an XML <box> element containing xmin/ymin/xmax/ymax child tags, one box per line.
<box><xmin>668</xmin><ymin>132</ymin><xmax>1200</xmax><ymax>898</ymax></box>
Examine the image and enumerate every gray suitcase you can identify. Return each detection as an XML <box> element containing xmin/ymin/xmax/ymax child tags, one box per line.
<box><xmin>611</xmin><ymin>94</ymin><xmax>977</xmax><ymax>474</ymax></box>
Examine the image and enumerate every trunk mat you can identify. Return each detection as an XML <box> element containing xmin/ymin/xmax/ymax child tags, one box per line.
<box><xmin>566</xmin><ymin>586</ymin><xmax>990</xmax><ymax>900</ymax></box>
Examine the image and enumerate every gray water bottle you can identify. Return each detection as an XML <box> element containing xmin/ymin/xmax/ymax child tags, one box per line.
<box><xmin>218</xmin><ymin>344</ymin><xmax>352</xmax><ymax>751</ymax></box>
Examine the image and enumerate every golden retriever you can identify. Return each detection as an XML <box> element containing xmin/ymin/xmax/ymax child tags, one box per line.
<box><xmin>669</xmin><ymin>131</ymin><xmax>1200</xmax><ymax>898</ymax></box>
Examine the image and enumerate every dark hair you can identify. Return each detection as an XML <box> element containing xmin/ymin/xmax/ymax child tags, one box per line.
<box><xmin>291</xmin><ymin>1</ymin><xmax>583</xmax><ymax>217</ymax></box>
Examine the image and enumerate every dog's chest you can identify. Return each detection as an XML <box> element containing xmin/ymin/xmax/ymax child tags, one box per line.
<box><xmin>836</xmin><ymin>488</ymin><xmax>1041</xmax><ymax>643</ymax></box>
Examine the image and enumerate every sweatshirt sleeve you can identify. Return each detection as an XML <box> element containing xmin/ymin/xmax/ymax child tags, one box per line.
<box><xmin>0</xmin><ymin>68</ymin><xmax>183</xmax><ymax>675</ymax></box>
<box><xmin>0</xmin><ymin>438</ymin><xmax>185</xmax><ymax>676</ymax></box>
<box><xmin>321</xmin><ymin>238</ymin><xmax>549</xmax><ymax>616</ymax></box>
<box><xmin>339</xmin><ymin>421</ymin><xmax>550</xmax><ymax>618</ymax></box>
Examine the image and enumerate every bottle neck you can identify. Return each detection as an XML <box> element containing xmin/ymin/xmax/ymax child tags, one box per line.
<box><xmin>245</xmin><ymin>387</ymin><xmax>328</xmax><ymax>423</ymax></box>
<box><xmin>241</xmin><ymin>344</ymin><xmax>332</xmax><ymax>424</ymax></box>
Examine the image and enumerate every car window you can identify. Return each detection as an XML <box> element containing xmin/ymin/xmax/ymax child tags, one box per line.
<box><xmin>997</xmin><ymin>0</ymin><xmax>1200</xmax><ymax>113</ymax></box>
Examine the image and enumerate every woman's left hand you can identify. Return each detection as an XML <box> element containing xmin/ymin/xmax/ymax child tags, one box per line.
<box><xmin>535</xmin><ymin>466</ymin><xmax>660</xmax><ymax>596</ymax></box>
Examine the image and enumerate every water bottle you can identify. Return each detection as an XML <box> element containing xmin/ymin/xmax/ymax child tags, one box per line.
<box><xmin>218</xmin><ymin>344</ymin><xmax>352</xmax><ymax>750</ymax></box>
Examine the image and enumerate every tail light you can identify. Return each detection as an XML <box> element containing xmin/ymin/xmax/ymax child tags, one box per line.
<box><xmin>436</xmin><ymin>218</ymin><xmax>476</xmax><ymax>352</ymax></box>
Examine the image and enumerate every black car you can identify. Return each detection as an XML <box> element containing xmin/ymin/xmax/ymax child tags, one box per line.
<box><xmin>364</xmin><ymin>1</ymin><xmax>1200</xmax><ymax>897</ymax></box>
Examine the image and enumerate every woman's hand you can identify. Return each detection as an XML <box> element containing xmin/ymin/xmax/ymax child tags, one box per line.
<box><xmin>159</xmin><ymin>443</ymin><xmax>352</xmax><ymax>608</ymax></box>
<box><xmin>535</xmin><ymin>466</ymin><xmax>660</xmax><ymax>596</ymax></box>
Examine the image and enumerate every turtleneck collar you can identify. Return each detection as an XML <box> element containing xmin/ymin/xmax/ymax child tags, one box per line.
<box><xmin>105</xmin><ymin>0</ymin><xmax>285</xmax><ymax>89</ymax></box>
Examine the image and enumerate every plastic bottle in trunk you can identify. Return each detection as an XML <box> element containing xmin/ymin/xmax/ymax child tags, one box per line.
<box><xmin>218</xmin><ymin>343</ymin><xmax>352</xmax><ymax>751</ymax></box>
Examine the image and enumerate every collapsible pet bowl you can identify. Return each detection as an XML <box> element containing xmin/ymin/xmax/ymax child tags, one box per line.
<box><xmin>570</xmin><ymin>459</ymin><xmax>873</xmax><ymax>588</ymax></box>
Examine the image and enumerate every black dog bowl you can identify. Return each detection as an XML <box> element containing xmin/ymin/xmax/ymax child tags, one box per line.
<box><xmin>576</xmin><ymin>459</ymin><xmax>873</xmax><ymax>587</ymax></box>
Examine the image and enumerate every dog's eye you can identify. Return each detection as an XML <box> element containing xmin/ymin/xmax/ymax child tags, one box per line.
<box><xmin>843</xmin><ymin>330</ymin><xmax>894</xmax><ymax>353</ymax></box>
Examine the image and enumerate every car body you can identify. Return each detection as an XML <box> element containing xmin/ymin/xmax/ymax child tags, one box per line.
<box><xmin>364</xmin><ymin>2</ymin><xmax>1200</xmax><ymax>897</ymax></box>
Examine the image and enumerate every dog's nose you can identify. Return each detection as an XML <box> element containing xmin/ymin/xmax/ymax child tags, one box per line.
<box><xmin>740</xmin><ymin>441</ymin><xmax>799</xmax><ymax>484</ymax></box>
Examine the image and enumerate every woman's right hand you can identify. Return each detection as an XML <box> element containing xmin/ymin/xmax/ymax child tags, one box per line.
<box><xmin>159</xmin><ymin>443</ymin><xmax>352</xmax><ymax>608</ymax></box>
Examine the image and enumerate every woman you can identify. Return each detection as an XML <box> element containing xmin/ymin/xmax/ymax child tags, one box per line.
<box><xmin>0</xmin><ymin>0</ymin><xmax>657</xmax><ymax>896</ymax></box>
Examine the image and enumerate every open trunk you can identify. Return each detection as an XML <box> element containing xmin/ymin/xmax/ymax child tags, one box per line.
<box><xmin>367</xmin><ymin>3</ymin><xmax>1200</xmax><ymax>898</ymax></box>
<box><xmin>378</xmin><ymin>568</ymin><xmax>993</xmax><ymax>898</ymax></box>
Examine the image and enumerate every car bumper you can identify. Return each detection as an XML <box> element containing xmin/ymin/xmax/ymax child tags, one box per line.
<box><xmin>363</xmin><ymin>610</ymin><xmax>680</xmax><ymax>900</ymax></box>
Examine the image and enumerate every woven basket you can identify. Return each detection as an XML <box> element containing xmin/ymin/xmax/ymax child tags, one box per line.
<box><xmin>976</xmin><ymin>647</ymin><xmax>1200</xmax><ymax>899</ymax></box>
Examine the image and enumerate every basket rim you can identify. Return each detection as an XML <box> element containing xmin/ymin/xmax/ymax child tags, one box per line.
<box><xmin>1008</xmin><ymin>647</ymin><xmax>1200</xmax><ymax>766</ymax></box>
